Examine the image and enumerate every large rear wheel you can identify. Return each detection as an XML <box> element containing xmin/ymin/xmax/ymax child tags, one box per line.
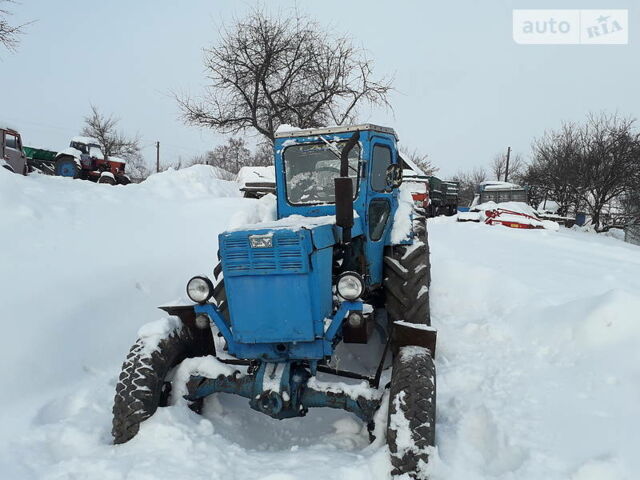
<box><xmin>54</xmin><ymin>156</ymin><xmax>80</xmax><ymax>178</ymax></box>
<box><xmin>112</xmin><ymin>323</ymin><xmax>193</xmax><ymax>444</ymax></box>
<box><xmin>384</xmin><ymin>239</ymin><xmax>431</xmax><ymax>326</ymax></box>
<box><xmin>387</xmin><ymin>346</ymin><xmax>436</xmax><ymax>478</ymax></box>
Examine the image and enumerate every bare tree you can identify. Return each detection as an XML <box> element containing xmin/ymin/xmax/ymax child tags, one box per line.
<box><xmin>216</xmin><ymin>137</ymin><xmax>252</xmax><ymax>174</ymax></box>
<box><xmin>187</xmin><ymin>152</ymin><xmax>235</xmax><ymax>180</ymax></box>
<box><xmin>189</xmin><ymin>137</ymin><xmax>275</xmax><ymax>180</ymax></box>
<box><xmin>82</xmin><ymin>106</ymin><xmax>140</xmax><ymax>159</ymax></box>
<box><xmin>188</xmin><ymin>137</ymin><xmax>252</xmax><ymax>177</ymax></box>
<box><xmin>81</xmin><ymin>105</ymin><xmax>148</xmax><ymax>179</ymax></box>
<box><xmin>619</xmin><ymin>187</ymin><xmax>640</xmax><ymax>227</ymax></box>
<box><xmin>0</xmin><ymin>1</ymin><xmax>27</xmax><ymax>51</ymax></box>
<box><xmin>177</xmin><ymin>8</ymin><xmax>392</xmax><ymax>143</ymax></box>
<box><xmin>159</xmin><ymin>157</ymin><xmax>184</xmax><ymax>174</ymax></box>
<box><xmin>452</xmin><ymin>166</ymin><xmax>488</xmax><ymax>206</ymax></box>
<box><xmin>525</xmin><ymin>113</ymin><xmax>640</xmax><ymax>229</ymax></box>
<box><xmin>491</xmin><ymin>151</ymin><xmax>526</xmax><ymax>183</ymax></box>
<box><xmin>251</xmin><ymin>141</ymin><xmax>274</xmax><ymax>167</ymax></box>
<box><xmin>491</xmin><ymin>153</ymin><xmax>506</xmax><ymax>181</ymax></box>
<box><xmin>123</xmin><ymin>152</ymin><xmax>151</xmax><ymax>181</ymax></box>
<box><xmin>626</xmin><ymin>172</ymin><xmax>640</xmax><ymax>225</ymax></box>
<box><xmin>524</xmin><ymin>123</ymin><xmax>583</xmax><ymax>215</ymax></box>
<box><xmin>400</xmin><ymin>146</ymin><xmax>438</xmax><ymax>176</ymax></box>
<box><xmin>576</xmin><ymin>113</ymin><xmax>640</xmax><ymax>230</ymax></box>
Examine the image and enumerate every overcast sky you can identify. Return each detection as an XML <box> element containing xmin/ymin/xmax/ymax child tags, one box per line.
<box><xmin>1</xmin><ymin>0</ymin><xmax>638</xmax><ymax>177</ymax></box>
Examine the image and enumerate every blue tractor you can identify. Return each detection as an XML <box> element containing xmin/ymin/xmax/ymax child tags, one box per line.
<box><xmin>112</xmin><ymin>124</ymin><xmax>437</xmax><ymax>478</ymax></box>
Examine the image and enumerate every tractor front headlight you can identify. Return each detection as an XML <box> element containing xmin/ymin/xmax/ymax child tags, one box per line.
<box><xmin>186</xmin><ymin>276</ymin><xmax>214</xmax><ymax>304</ymax></box>
<box><xmin>336</xmin><ymin>272</ymin><xmax>364</xmax><ymax>300</ymax></box>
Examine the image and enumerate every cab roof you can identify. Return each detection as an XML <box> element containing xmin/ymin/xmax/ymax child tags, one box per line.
<box><xmin>71</xmin><ymin>136</ymin><xmax>100</xmax><ymax>146</ymax></box>
<box><xmin>274</xmin><ymin>123</ymin><xmax>398</xmax><ymax>140</ymax></box>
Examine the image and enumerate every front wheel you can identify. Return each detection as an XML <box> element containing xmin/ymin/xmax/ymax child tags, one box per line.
<box><xmin>112</xmin><ymin>322</ymin><xmax>193</xmax><ymax>444</ymax></box>
<box><xmin>98</xmin><ymin>172</ymin><xmax>117</xmax><ymax>185</ymax></box>
<box><xmin>116</xmin><ymin>174</ymin><xmax>131</xmax><ymax>185</ymax></box>
<box><xmin>387</xmin><ymin>346</ymin><xmax>436</xmax><ymax>478</ymax></box>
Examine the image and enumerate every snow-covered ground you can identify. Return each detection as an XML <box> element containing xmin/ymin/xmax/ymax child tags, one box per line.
<box><xmin>1</xmin><ymin>167</ymin><xmax>639</xmax><ymax>479</ymax></box>
<box><xmin>427</xmin><ymin>217</ymin><xmax>640</xmax><ymax>479</ymax></box>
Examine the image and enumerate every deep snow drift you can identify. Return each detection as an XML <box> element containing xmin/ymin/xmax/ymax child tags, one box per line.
<box><xmin>1</xmin><ymin>167</ymin><xmax>639</xmax><ymax>479</ymax></box>
<box><xmin>0</xmin><ymin>166</ymin><xmax>241</xmax><ymax>443</ymax></box>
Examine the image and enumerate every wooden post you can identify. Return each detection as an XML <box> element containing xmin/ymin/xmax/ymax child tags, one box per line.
<box><xmin>156</xmin><ymin>141</ymin><xmax>160</xmax><ymax>173</ymax></box>
<box><xmin>504</xmin><ymin>146</ymin><xmax>511</xmax><ymax>182</ymax></box>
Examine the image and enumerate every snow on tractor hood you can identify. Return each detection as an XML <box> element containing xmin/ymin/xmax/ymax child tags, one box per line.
<box><xmin>227</xmin><ymin>212</ymin><xmax>357</xmax><ymax>232</ymax></box>
<box><xmin>225</xmin><ymin>193</ymin><xmax>364</xmax><ymax>240</ymax></box>
<box><xmin>225</xmin><ymin>211</ymin><xmax>363</xmax><ymax>246</ymax></box>
<box><xmin>56</xmin><ymin>147</ymin><xmax>83</xmax><ymax>159</ymax></box>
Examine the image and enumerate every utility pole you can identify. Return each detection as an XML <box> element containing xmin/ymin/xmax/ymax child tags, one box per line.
<box><xmin>504</xmin><ymin>146</ymin><xmax>511</xmax><ymax>182</ymax></box>
<box><xmin>156</xmin><ymin>141</ymin><xmax>160</xmax><ymax>173</ymax></box>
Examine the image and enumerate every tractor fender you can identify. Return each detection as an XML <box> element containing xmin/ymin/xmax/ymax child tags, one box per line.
<box><xmin>158</xmin><ymin>304</ymin><xmax>216</xmax><ymax>357</ymax></box>
<box><xmin>159</xmin><ymin>304</ymin><xmax>196</xmax><ymax>324</ymax></box>
<box><xmin>391</xmin><ymin>320</ymin><xmax>437</xmax><ymax>358</ymax></box>
<box><xmin>55</xmin><ymin>147</ymin><xmax>82</xmax><ymax>164</ymax></box>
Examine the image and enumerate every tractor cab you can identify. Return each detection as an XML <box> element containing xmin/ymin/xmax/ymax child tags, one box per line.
<box><xmin>273</xmin><ymin>124</ymin><xmax>404</xmax><ymax>285</ymax></box>
<box><xmin>69</xmin><ymin>138</ymin><xmax>104</xmax><ymax>160</ymax></box>
<box><xmin>274</xmin><ymin>125</ymin><xmax>400</xmax><ymax>220</ymax></box>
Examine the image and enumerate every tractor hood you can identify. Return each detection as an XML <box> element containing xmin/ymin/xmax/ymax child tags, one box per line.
<box><xmin>217</xmin><ymin>215</ymin><xmax>362</xmax><ymax>357</ymax></box>
<box><xmin>223</xmin><ymin>214</ymin><xmax>363</xmax><ymax>251</ymax></box>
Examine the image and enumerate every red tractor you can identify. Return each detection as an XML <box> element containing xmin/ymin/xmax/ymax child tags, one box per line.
<box><xmin>50</xmin><ymin>137</ymin><xmax>130</xmax><ymax>184</ymax></box>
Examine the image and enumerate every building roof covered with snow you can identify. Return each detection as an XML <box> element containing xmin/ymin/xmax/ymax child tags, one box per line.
<box><xmin>236</xmin><ymin>166</ymin><xmax>275</xmax><ymax>186</ymax></box>
<box><xmin>400</xmin><ymin>154</ymin><xmax>426</xmax><ymax>177</ymax></box>
<box><xmin>479</xmin><ymin>181</ymin><xmax>524</xmax><ymax>191</ymax></box>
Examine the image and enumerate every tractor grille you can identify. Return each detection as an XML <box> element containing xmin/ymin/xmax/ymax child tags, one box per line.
<box><xmin>221</xmin><ymin>230</ymin><xmax>309</xmax><ymax>276</ymax></box>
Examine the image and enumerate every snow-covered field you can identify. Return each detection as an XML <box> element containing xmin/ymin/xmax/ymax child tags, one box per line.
<box><xmin>1</xmin><ymin>167</ymin><xmax>639</xmax><ymax>479</ymax></box>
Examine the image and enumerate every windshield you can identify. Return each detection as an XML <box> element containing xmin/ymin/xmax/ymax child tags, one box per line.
<box><xmin>88</xmin><ymin>144</ymin><xmax>104</xmax><ymax>159</ymax></box>
<box><xmin>284</xmin><ymin>141</ymin><xmax>360</xmax><ymax>205</ymax></box>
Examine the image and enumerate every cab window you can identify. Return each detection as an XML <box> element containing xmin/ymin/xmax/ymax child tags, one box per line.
<box><xmin>371</xmin><ymin>145</ymin><xmax>392</xmax><ymax>192</ymax></box>
<box><xmin>4</xmin><ymin>133</ymin><xmax>18</xmax><ymax>150</ymax></box>
<box><xmin>71</xmin><ymin>142</ymin><xmax>89</xmax><ymax>154</ymax></box>
<box><xmin>369</xmin><ymin>198</ymin><xmax>391</xmax><ymax>241</ymax></box>
<box><xmin>283</xmin><ymin>142</ymin><xmax>360</xmax><ymax>205</ymax></box>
